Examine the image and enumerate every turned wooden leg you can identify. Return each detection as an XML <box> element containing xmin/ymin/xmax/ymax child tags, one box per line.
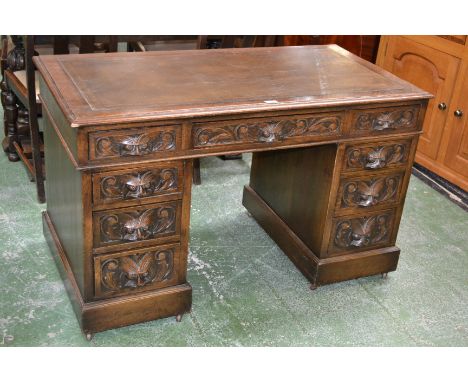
<box><xmin>16</xmin><ymin>104</ymin><xmax>34</xmax><ymax>180</ymax></box>
<box><xmin>2</xmin><ymin>36</ymin><xmax>25</xmax><ymax>161</ymax></box>
<box><xmin>1</xmin><ymin>76</ymin><xmax>9</xmax><ymax>152</ymax></box>
<box><xmin>4</xmin><ymin>88</ymin><xmax>19</xmax><ymax>161</ymax></box>
<box><xmin>193</xmin><ymin>158</ymin><xmax>201</xmax><ymax>185</ymax></box>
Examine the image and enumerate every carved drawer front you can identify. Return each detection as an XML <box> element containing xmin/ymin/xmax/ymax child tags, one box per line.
<box><xmin>350</xmin><ymin>104</ymin><xmax>420</xmax><ymax>136</ymax></box>
<box><xmin>342</xmin><ymin>139</ymin><xmax>412</xmax><ymax>173</ymax></box>
<box><xmin>92</xmin><ymin>201</ymin><xmax>181</xmax><ymax>253</ymax></box>
<box><xmin>94</xmin><ymin>244</ymin><xmax>180</xmax><ymax>298</ymax></box>
<box><xmin>329</xmin><ymin>209</ymin><xmax>395</xmax><ymax>255</ymax></box>
<box><xmin>88</xmin><ymin>125</ymin><xmax>181</xmax><ymax>161</ymax></box>
<box><xmin>92</xmin><ymin>162</ymin><xmax>184</xmax><ymax>209</ymax></box>
<box><xmin>335</xmin><ymin>172</ymin><xmax>404</xmax><ymax>215</ymax></box>
<box><xmin>192</xmin><ymin>112</ymin><xmax>344</xmax><ymax>149</ymax></box>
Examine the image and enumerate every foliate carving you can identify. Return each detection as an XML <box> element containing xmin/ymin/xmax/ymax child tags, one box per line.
<box><xmin>353</xmin><ymin>106</ymin><xmax>419</xmax><ymax>133</ymax></box>
<box><xmin>346</xmin><ymin>143</ymin><xmax>408</xmax><ymax>171</ymax></box>
<box><xmin>100</xmin><ymin>249</ymin><xmax>174</xmax><ymax>294</ymax></box>
<box><xmin>99</xmin><ymin>205</ymin><xmax>177</xmax><ymax>245</ymax></box>
<box><xmin>333</xmin><ymin>213</ymin><xmax>392</xmax><ymax>250</ymax></box>
<box><xmin>94</xmin><ymin>131</ymin><xmax>176</xmax><ymax>159</ymax></box>
<box><xmin>341</xmin><ymin>175</ymin><xmax>401</xmax><ymax>208</ymax></box>
<box><xmin>193</xmin><ymin>115</ymin><xmax>341</xmax><ymax>147</ymax></box>
<box><xmin>100</xmin><ymin>168</ymin><xmax>178</xmax><ymax>201</ymax></box>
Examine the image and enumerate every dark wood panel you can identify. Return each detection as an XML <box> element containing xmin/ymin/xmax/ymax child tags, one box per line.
<box><xmin>350</xmin><ymin>104</ymin><xmax>421</xmax><ymax>136</ymax></box>
<box><xmin>334</xmin><ymin>171</ymin><xmax>405</xmax><ymax>215</ymax></box>
<box><xmin>328</xmin><ymin>209</ymin><xmax>396</xmax><ymax>255</ymax></box>
<box><xmin>249</xmin><ymin>144</ymin><xmax>340</xmax><ymax>257</ymax></box>
<box><xmin>192</xmin><ymin>111</ymin><xmax>343</xmax><ymax>148</ymax></box>
<box><xmin>92</xmin><ymin>161</ymin><xmax>183</xmax><ymax>209</ymax></box>
<box><xmin>342</xmin><ymin>139</ymin><xmax>412</xmax><ymax>173</ymax></box>
<box><xmin>92</xmin><ymin>201</ymin><xmax>182</xmax><ymax>253</ymax></box>
<box><xmin>42</xmin><ymin>113</ymin><xmax>85</xmax><ymax>293</ymax></box>
<box><xmin>88</xmin><ymin>125</ymin><xmax>181</xmax><ymax>161</ymax></box>
<box><xmin>94</xmin><ymin>243</ymin><xmax>181</xmax><ymax>298</ymax></box>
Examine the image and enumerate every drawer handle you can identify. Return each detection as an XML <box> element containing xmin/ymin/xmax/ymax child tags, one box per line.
<box><xmin>454</xmin><ymin>109</ymin><xmax>463</xmax><ymax>118</ymax></box>
<box><xmin>350</xmin><ymin>234</ymin><xmax>369</xmax><ymax>247</ymax></box>
<box><xmin>357</xmin><ymin>195</ymin><xmax>374</xmax><ymax>207</ymax></box>
<box><xmin>438</xmin><ymin>103</ymin><xmax>447</xmax><ymax>111</ymax></box>
<box><xmin>365</xmin><ymin>150</ymin><xmax>386</xmax><ymax>169</ymax></box>
<box><xmin>334</xmin><ymin>214</ymin><xmax>390</xmax><ymax>250</ymax></box>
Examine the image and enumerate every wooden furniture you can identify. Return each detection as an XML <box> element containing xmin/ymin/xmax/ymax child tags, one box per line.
<box><xmin>1</xmin><ymin>35</ymin><xmax>120</xmax><ymax>203</ymax></box>
<box><xmin>35</xmin><ymin>45</ymin><xmax>431</xmax><ymax>338</ymax></box>
<box><xmin>377</xmin><ymin>35</ymin><xmax>468</xmax><ymax>191</ymax></box>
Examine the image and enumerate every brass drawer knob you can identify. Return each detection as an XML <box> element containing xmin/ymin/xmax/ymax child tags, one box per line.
<box><xmin>454</xmin><ymin>109</ymin><xmax>463</xmax><ymax>118</ymax></box>
<box><xmin>438</xmin><ymin>102</ymin><xmax>447</xmax><ymax>111</ymax></box>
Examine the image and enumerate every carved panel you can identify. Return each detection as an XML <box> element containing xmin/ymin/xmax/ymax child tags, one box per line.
<box><xmin>93</xmin><ymin>202</ymin><xmax>180</xmax><ymax>249</ymax></box>
<box><xmin>192</xmin><ymin>113</ymin><xmax>342</xmax><ymax>148</ymax></box>
<box><xmin>330</xmin><ymin>211</ymin><xmax>394</xmax><ymax>254</ymax></box>
<box><xmin>351</xmin><ymin>105</ymin><xmax>420</xmax><ymax>135</ymax></box>
<box><xmin>89</xmin><ymin>126</ymin><xmax>179</xmax><ymax>160</ymax></box>
<box><xmin>337</xmin><ymin>173</ymin><xmax>403</xmax><ymax>210</ymax></box>
<box><xmin>92</xmin><ymin>164</ymin><xmax>182</xmax><ymax>206</ymax></box>
<box><xmin>94</xmin><ymin>246</ymin><xmax>178</xmax><ymax>297</ymax></box>
<box><xmin>343</xmin><ymin>140</ymin><xmax>411</xmax><ymax>172</ymax></box>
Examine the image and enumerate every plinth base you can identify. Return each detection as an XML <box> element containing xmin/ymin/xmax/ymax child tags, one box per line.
<box><xmin>42</xmin><ymin>211</ymin><xmax>192</xmax><ymax>336</ymax></box>
<box><xmin>242</xmin><ymin>186</ymin><xmax>400</xmax><ymax>288</ymax></box>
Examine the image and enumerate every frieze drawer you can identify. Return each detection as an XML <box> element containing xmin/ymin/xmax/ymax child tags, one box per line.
<box><xmin>334</xmin><ymin>171</ymin><xmax>405</xmax><ymax>215</ymax></box>
<box><xmin>94</xmin><ymin>243</ymin><xmax>181</xmax><ymax>299</ymax></box>
<box><xmin>350</xmin><ymin>104</ymin><xmax>421</xmax><ymax>136</ymax></box>
<box><xmin>88</xmin><ymin>125</ymin><xmax>181</xmax><ymax>161</ymax></box>
<box><xmin>192</xmin><ymin>112</ymin><xmax>344</xmax><ymax>149</ymax></box>
<box><xmin>342</xmin><ymin>139</ymin><xmax>412</xmax><ymax>173</ymax></box>
<box><xmin>92</xmin><ymin>162</ymin><xmax>184</xmax><ymax>209</ymax></box>
<box><xmin>328</xmin><ymin>209</ymin><xmax>395</xmax><ymax>255</ymax></box>
<box><xmin>92</xmin><ymin>201</ymin><xmax>182</xmax><ymax>253</ymax></box>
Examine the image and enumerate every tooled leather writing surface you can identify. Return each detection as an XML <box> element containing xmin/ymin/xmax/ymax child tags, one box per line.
<box><xmin>34</xmin><ymin>45</ymin><xmax>430</xmax><ymax>127</ymax></box>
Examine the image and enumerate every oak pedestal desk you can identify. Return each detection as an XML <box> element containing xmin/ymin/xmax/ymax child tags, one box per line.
<box><xmin>34</xmin><ymin>45</ymin><xmax>431</xmax><ymax>338</ymax></box>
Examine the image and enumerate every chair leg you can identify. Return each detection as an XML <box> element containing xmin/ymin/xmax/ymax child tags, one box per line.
<box><xmin>4</xmin><ymin>88</ymin><xmax>20</xmax><ymax>162</ymax></box>
<box><xmin>193</xmin><ymin>158</ymin><xmax>201</xmax><ymax>185</ymax></box>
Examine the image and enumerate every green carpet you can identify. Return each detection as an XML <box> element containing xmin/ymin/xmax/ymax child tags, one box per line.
<box><xmin>0</xmin><ymin>107</ymin><xmax>467</xmax><ymax>346</ymax></box>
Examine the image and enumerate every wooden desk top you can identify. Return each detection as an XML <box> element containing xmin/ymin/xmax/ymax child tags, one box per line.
<box><xmin>34</xmin><ymin>45</ymin><xmax>431</xmax><ymax>127</ymax></box>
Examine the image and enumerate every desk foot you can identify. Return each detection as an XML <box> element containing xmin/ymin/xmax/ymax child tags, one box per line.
<box><xmin>381</xmin><ymin>272</ymin><xmax>388</xmax><ymax>279</ymax></box>
<box><xmin>85</xmin><ymin>333</ymin><xmax>93</xmax><ymax>341</ymax></box>
<box><xmin>309</xmin><ymin>283</ymin><xmax>318</xmax><ymax>291</ymax></box>
<box><xmin>176</xmin><ymin>314</ymin><xmax>183</xmax><ymax>322</ymax></box>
